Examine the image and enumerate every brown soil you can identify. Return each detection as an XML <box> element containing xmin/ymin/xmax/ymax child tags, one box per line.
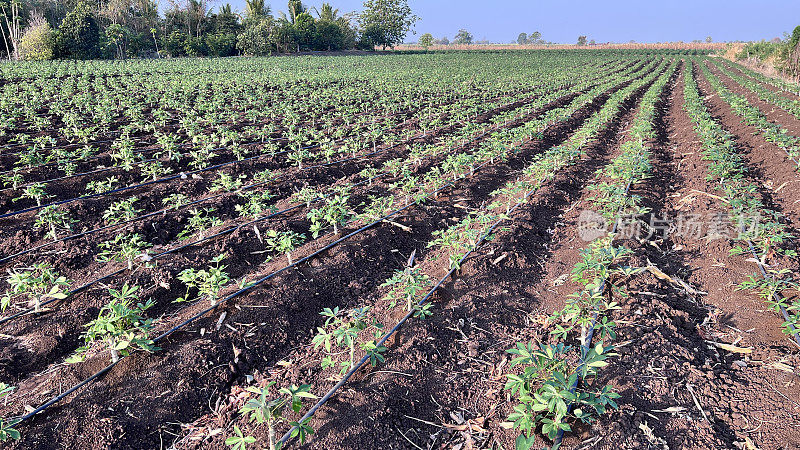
<box><xmin>4</xmin><ymin>58</ymin><xmax>799</xmax><ymax>450</ymax></box>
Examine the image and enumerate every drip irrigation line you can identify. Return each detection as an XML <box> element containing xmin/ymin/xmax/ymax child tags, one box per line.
<box><xmin>693</xmin><ymin>60</ymin><xmax>800</xmax><ymax>345</ymax></box>
<box><xmin>0</xmin><ymin>80</ymin><xmax>546</xmax><ymax>176</ymax></box>
<box><xmin>278</xmin><ymin>65</ymin><xmax>667</xmax><ymax>446</ymax></box>
<box><xmin>8</xmin><ymin>65</ymin><xmax>651</xmax><ymax>430</ymax></box>
<box><xmin>0</xmin><ymin>87</ymin><xmax>557</xmax><ymax>324</ymax></box>
<box><xmin>554</xmin><ymin>63</ymin><xmax>678</xmax><ymax>447</ymax></box>
<box><xmin>0</xmin><ymin>58</ymin><xmax>624</xmax><ymax>180</ymax></box>
<box><xmin>10</xmin><ymin>169</ymin><xmax>456</xmax><ymax>427</ymax></box>
<box><xmin>0</xmin><ymin>89</ymin><xmax>460</xmax><ymax>181</ymax></box>
<box><xmin>744</xmin><ymin>238</ymin><xmax>800</xmax><ymax>347</ymax></box>
<box><xmin>7</xmin><ymin>77</ymin><xmax>590</xmax><ymax>426</ymax></box>
<box><xmin>0</xmin><ymin>77</ymin><xmax>597</xmax><ymax>265</ymax></box>
<box><xmin>277</xmin><ymin>141</ymin><xmax>552</xmax><ymax>448</ymax></box>
<box><xmin>552</xmin><ymin>176</ymin><xmax>633</xmax><ymax>449</ymax></box>
<box><xmin>0</xmin><ymin>85</ymin><xmax>550</xmax><ymax>218</ymax></box>
<box><xmin>0</xmin><ymin>96</ymin><xmax>508</xmax><ymax>265</ymax></box>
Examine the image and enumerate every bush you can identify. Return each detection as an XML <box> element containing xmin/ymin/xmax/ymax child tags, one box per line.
<box><xmin>237</xmin><ymin>19</ymin><xmax>273</xmax><ymax>56</ymax></box>
<box><xmin>736</xmin><ymin>40</ymin><xmax>782</xmax><ymax>61</ymax></box>
<box><xmin>164</xmin><ymin>30</ymin><xmax>186</xmax><ymax>57</ymax></box>
<box><xmin>20</xmin><ymin>14</ymin><xmax>54</xmax><ymax>61</ymax></box>
<box><xmin>206</xmin><ymin>32</ymin><xmax>237</xmax><ymax>57</ymax></box>
<box><xmin>55</xmin><ymin>1</ymin><xmax>100</xmax><ymax>59</ymax></box>
<box><xmin>313</xmin><ymin>20</ymin><xmax>343</xmax><ymax>51</ymax></box>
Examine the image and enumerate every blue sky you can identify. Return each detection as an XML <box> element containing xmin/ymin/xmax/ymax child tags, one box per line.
<box><xmin>220</xmin><ymin>0</ymin><xmax>800</xmax><ymax>44</ymax></box>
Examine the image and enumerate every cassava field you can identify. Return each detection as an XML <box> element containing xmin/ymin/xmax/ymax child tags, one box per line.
<box><xmin>0</xmin><ymin>50</ymin><xmax>799</xmax><ymax>449</ymax></box>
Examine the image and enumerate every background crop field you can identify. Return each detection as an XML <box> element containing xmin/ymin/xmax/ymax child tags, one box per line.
<box><xmin>0</xmin><ymin>50</ymin><xmax>799</xmax><ymax>450</ymax></box>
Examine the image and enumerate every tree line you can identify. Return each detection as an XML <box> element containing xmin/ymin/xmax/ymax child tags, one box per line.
<box><xmin>0</xmin><ymin>0</ymin><xmax>418</xmax><ymax>60</ymax></box>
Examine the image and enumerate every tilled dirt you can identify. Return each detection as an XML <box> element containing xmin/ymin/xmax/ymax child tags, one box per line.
<box><xmin>3</xmin><ymin>58</ymin><xmax>800</xmax><ymax>450</ymax></box>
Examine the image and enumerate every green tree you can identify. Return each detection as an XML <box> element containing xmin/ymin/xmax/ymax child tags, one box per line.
<box><xmin>453</xmin><ymin>28</ymin><xmax>472</xmax><ymax>45</ymax></box>
<box><xmin>105</xmin><ymin>23</ymin><xmax>130</xmax><ymax>58</ymax></box>
<box><xmin>315</xmin><ymin>2</ymin><xmax>339</xmax><ymax>22</ymax></box>
<box><xmin>244</xmin><ymin>0</ymin><xmax>270</xmax><ymax>20</ymax></box>
<box><xmin>359</xmin><ymin>0</ymin><xmax>418</xmax><ymax>50</ymax></box>
<box><xmin>237</xmin><ymin>16</ymin><xmax>273</xmax><ymax>55</ymax></box>
<box><xmin>530</xmin><ymin>31</ymin><xmax>541</xmax><ymax>42</ymax></box>
<box><xmin>516</xmin><ymin>32</ymin><xmax>527</xmax><ymax>45</ymax></box>
<box><xmin>577</xmin><ymin>35</ymin><xmax>587</xmax><ymax>46</ymax></box>
<box><xmin>418</xmin><ymin>32</ymin><xmax>432</xmax><ymax>49</ymax></box>
<box><xmin>293</xmin><ymin>11</ymin><xmax>315</xmax><ymax>50</ymax></box>
<box><xmin>314</xmin><ymin>19</ymin><xmax>343</xmax><ymax>50</ymax></box>
<box><xmin>56</xmin><ymin>1</ymin><xmax>101</xmax><ymax>59</ymax></box>
<box><xmin>20</xmin><ymin>12</ymin><xmax>53</xmax><ymax>60</ymax></box>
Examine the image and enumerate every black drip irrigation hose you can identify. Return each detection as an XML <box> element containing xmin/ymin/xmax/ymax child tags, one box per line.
<box><xmin>0</xmin><ymin>80</ymin><xmax>545</xmax><ymax>177</ymax></box>
<box><xmin>0</xmin><ymin>74</ymin><xmax>433</xmax><ymax>155</ymax></box>
<box><xmin>277</xmin><ymin>64</ymin><xmax>668</xmax><ymax>444</ymax></box>
<box><xmin>0</xmin><ymin>104</ymin><xmax>527</xmax><ymax>323</ymax></box>
<box><xmin>0</xmin><ymin>84</ymin><xmax>563</xmax><ymax>325</ymax></box>
<box><xmin>552</xmin><ymin>176</ymin><xmax>633</xmax><ymax>449</ymax></box>
<box><xmin>0</xmin><ymin>87</ymin><xmax>465</xmax><ymax>182</ymax></box>
<box><xmin>277</xmin><ymin>146</ymin><xmax>550</xmax><ymax>448</ymax></box>
<box><xmin>10</xmin><ymin>172</ymin><xmax>455</xmax><ymax>426</ymax></box>
<box><xmin>0</xmin><ymin>118</ymin><xmax>408</xmax><ymax>218</ymax></box>
<box><xmin>0</xmin><ymin>67</ymin><xmax>608</xmax><ymax>265</ymax></box>
<box><xmin>0</xmin><ymin>85</ymin><xmax>548</xmax><ymax>219</ymax></box>
<box><xmin>8</xmin><ymin>106</ymin><xmax>553</xmax><ymax>426</ymax></box>
<box><xmin>744</xmin><ymin>235</ymin><xmax>800</xmax><ymax>347</ymax></box>
<box><xmin>0</xmin><ymin>58</ymin><xmax>620</xmax><ymax>181</ymax></box>
<box><xmin>8</xmin><ymin>64</ymin><xmax>647</xmax><ymax>430</ymax></box>
<box><xmin>0</xmin><ymin>94</ymin><xmax>523</xmax><ymax>266</ymax></box>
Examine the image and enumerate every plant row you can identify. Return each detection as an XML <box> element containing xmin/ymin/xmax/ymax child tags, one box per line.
<box><xmin>0</xmin><ymin>57</ymin><xmax>660</xmax><ymax>446</ymax></box>
<box><xmin>699</xmin><ymin>59</ymin><xmax>800</xmax><ymax>164</ymax></box>
<box><xmin>684</xmin><ymin>61</ymin><xmax>800</xmax><ymax>341</ymax></box>
<box><xmin>223</xmin><ymin>59</ymin><xmax>670</xmax><ymax>450</ymax></box>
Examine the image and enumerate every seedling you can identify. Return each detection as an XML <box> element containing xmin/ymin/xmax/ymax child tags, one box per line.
<box><xmin>67</xmin><ymin>284</ymin><xmax>158</xmax><ymax>363</ymax></box>
<box><xmin>110</xmin><ymin>135</ymin><xmax>138</xmax><ymax>171</ymax></box>
<box><xmin>287</xmin><ymin>149</ymin><xmax>312</xmax><ymax>169</ymax></box>
<box><xmin>237</xmin><ymin>381</ymin><xmax>316</xmax><ymax>450</ymax></box>
<box><xmin>2</xmin><ymin>263</ymin><xmax>70</xmax><ymax>313</ymax></box>
<box><xmin>210</xmin><ymin>171</ymin><xmax>245</xmax><ymax>193</ymax></box>
<box><xmin>312</xmin><ymin>306</ymin><xmax>386</xmax><ymax>376</ymax></box>
<box><xmin>292</xmin><ymin>187</ymin><xmax>320</xmax><ymax>208</ymax></box>
<box><xmin>155</xmin><ymin>133</ymin><xmax>182</xmax><ymax>162</ymax></box>
<box><xmin>1</xmin><ymin>171</ymin><xmax>23</xmax><ymax>190</ymax></box>
<box><xmin>504</xmin><ymin>341</ymin><xmax>619</xmax><ymax>445</ymax></box>
<box><xmin>177</xmin><ymin>208</ymin><xmax>223</xmax><ymax>240</ymax></box>
<box><xmin>13</xmin><ymin>182</ymin><xmax>52</xmax><ymax>206</ymax></box>
<box><xmin>357</xmin><ymin>195</ymin><xmax>394</xmax><ymax>224</ymax></box>
<box><xmin>253</xmin><ymin>169</ymin><xmax>275</xmax><ymax>184</ymax></box>
<box><xmin>263</xmin><ymin>230</ymin><xmax>306</xmax><ymax>265</ymax></box>
<box><xmin>85</xmin><ymin>176</ymin><xmax>119</xmax><ymax>195</ymax></box>
<box><xmin>738</xmin><ymin>269</ymin><xmax>800</xmax><ymax>336</ymax></box>
<box><xmin>34</xmin><ymin>205</ymin><xmax>77</xmax><ymax>241</ymax></box>
<box><xmin>225</xmin><ymin>426</ymin><xmax>255</xmax><ymax>450</ymax></box>
<box><xmin>162</xmin><ymin>193</ymin><xmax>190</xmax><ymax>210</ymax></box>
<box><xmin>96</xmin><ymin>233</ymin><xmax>153</xmax><ymax>270</ymax></box>
<box><xmin>381</xmin><ymin>254</ymin><xmax>431</xmax><ymax>313</ymax></box>
<box><xmin>188</xmin><ymin>143</ymin><xmax>217</xmax><ymax>169</ymax></box>
<box><xmin>103</xmin><ymin>197</ymin><xmax>142</xmax><ymax>224</ymax></box>
<box><xmin>307</xmin><ymin>194</ymin><xmax>350</xmax><ymax>238</ymax></box>
<box><xmin>0</xmin><ymin>383</ymin><xmax>20</xmax><ymax>442</ymax></box>
<box><xmin>140</xmin><ymin>160</ymin><xmax>173</xmax><ymax>181</ymax></box>
<box><xmin>176</xmin><ymin>254</ymin><xmax>231</xmax><ymax>306</ymax></box>
<box><xmin>359</xmin><ymin>167</ymin><xmax>380</xmax><ymax>186</ymax></box>
<box><xmin>236</xmin><ymin>191</ymin><xmax>277</xmax><ymax>219</ymax></box>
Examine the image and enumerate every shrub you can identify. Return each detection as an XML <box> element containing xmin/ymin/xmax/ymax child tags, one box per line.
<box><xmin>55</xmin><ymin>1</ymin><xmax>101</xmax><ymax>59</ymax></box>
<box><xmin>237</xmin><ymin>18</ymin><xmax>273</xmax><ymax>56</ymax></box>
<box><xmin>20</xmin><ymin>13</ymin><xmax>54</xmax><ymax>61</ymax></box>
